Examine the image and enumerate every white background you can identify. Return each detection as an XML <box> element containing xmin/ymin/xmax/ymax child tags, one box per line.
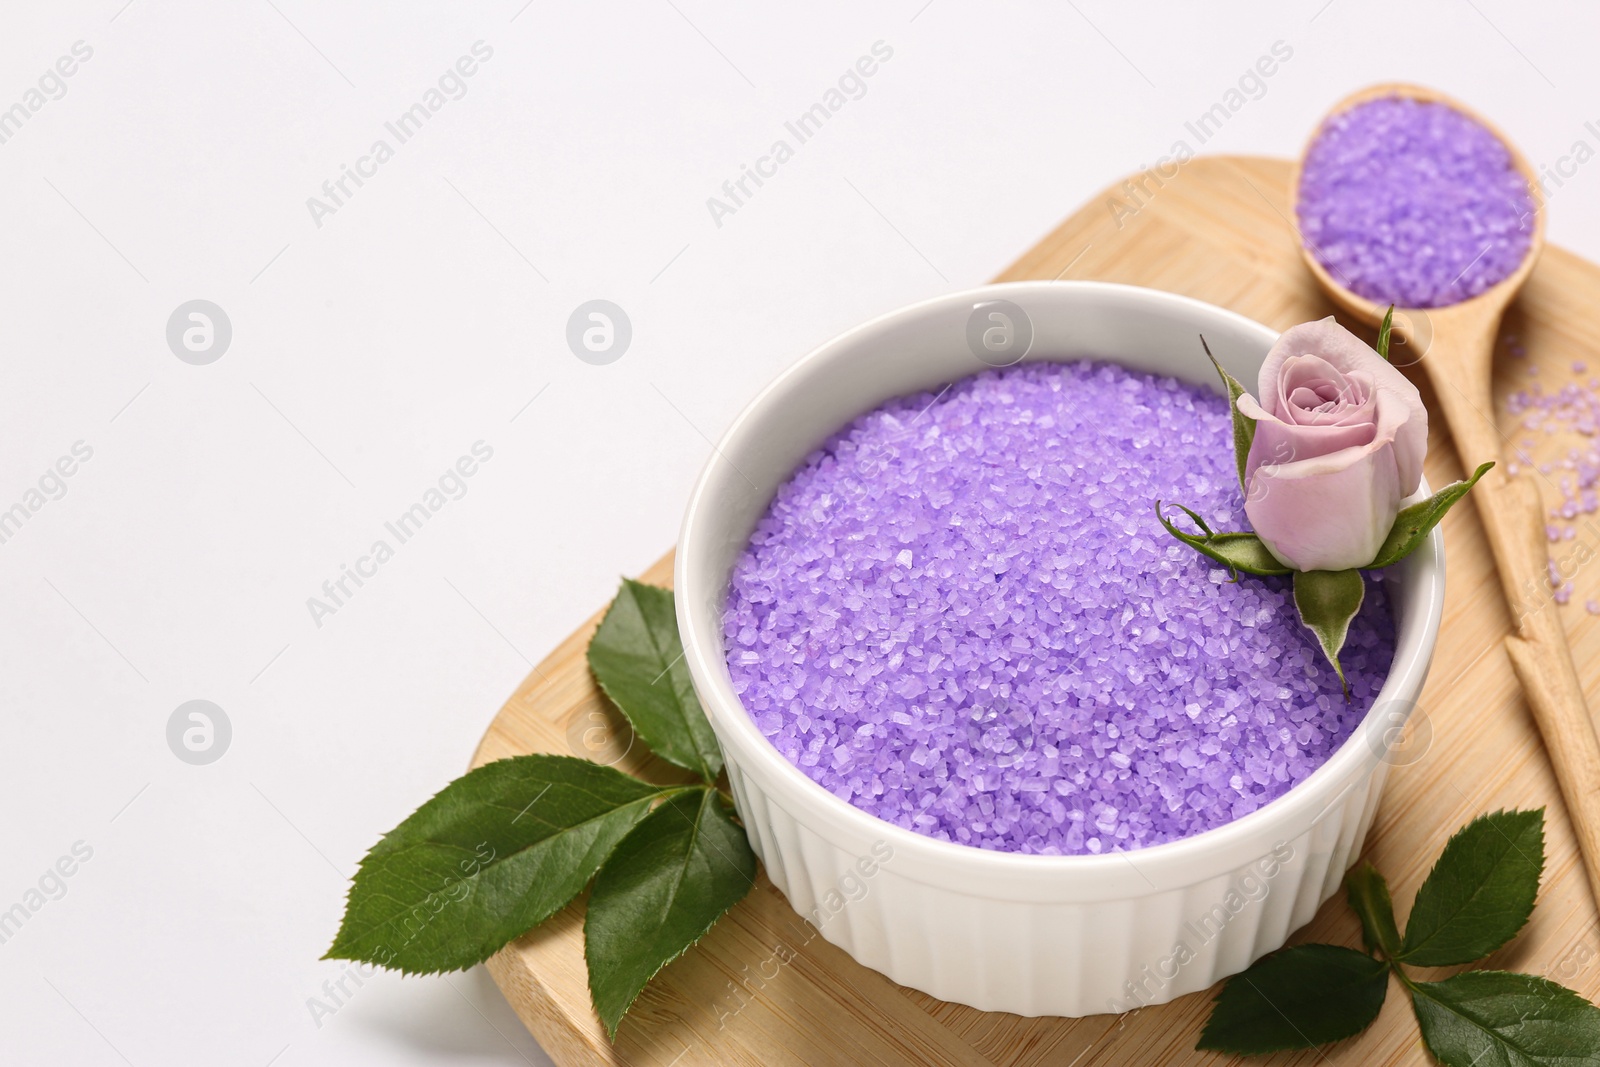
<box><xmin>1</xmin><ymin>2</ymin><xmax>1596</xmax><ymax>1064</ymax></box>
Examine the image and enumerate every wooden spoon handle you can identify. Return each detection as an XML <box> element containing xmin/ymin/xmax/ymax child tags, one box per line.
<box><xmin>1422</xmin><ymin>336</ymin><xmax>1600</xmax><ymax>906</ymax></box>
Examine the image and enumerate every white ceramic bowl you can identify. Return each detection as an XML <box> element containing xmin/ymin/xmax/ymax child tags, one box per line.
<box><xmin>675</xmin><ymin>281</ymin><xmax>1443</xmax><ymax>1017</ymax></box>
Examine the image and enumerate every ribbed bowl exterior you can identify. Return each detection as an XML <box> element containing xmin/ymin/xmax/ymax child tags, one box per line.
<box><xmin>722</xmin><ymin>742</ymin><xmax>1391</xmax><ymax>1016</ymax></box>
<box><xmin>676</xmin><ymin>282</ymin><xmax>1443</xmax><ymax>1018</ymax></box>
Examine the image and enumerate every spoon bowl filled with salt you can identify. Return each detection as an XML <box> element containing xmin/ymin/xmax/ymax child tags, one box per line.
<box><xmin>1291</xmin><ymin>83</ymin><xmax>1600</xmax><ymax>907</ymax></box>
<box><xmin>1293</xmin><ymin>83</ymin><xmax>1542</xmax><ymax>317</ymax></box>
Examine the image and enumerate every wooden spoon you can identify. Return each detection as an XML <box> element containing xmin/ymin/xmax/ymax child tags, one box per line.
<box><xmin>1290</xmin><ymin>83</ymin><xmax>1600</xmax><ymax>906</ymax></box>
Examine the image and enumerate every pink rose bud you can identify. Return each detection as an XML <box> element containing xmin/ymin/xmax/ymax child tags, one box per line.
<box><xmin>1235</xmin><ymin>318</ymin><xmax>1428</xmax><ymax>572</ymax></box>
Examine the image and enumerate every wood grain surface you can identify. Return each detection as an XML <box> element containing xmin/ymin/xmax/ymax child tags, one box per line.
<box><xmin>469</xmin><ymin>155</ymin><xmax>1600</xmax><ymax>1066</ymax></box>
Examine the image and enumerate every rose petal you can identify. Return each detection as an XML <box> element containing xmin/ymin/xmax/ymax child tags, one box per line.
<box><xmin>1246</xmin><ymin>441</ymin><xmax>1404</xmax><ymax>572</ymax></box>
<box><xmin>1254</xmin><ymin>318</ymin><xmax>1427</xmax><ymax>493</ymax></box>
<box><xmin>1278</xmin><ymin>360</ymin><xmax>1377</xmax><ymax>428</ymax></box>
<box><xmin>1278</xmin><ymin>354</ymin><xmax>1360</xmax><ymax>421</ymax></box>
<box><xmin>1250</xmin><ymin>406</ymin><xmax>1378</xmax><ymax>467</ymax></box>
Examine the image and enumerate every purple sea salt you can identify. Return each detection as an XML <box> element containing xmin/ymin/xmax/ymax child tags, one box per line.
<box><xmin>1507</xmin><ymin>364</ymin><xmax>1600</xmax><ymax>563</ymax></box>
<box><xmin>1297</xmin><ymin>96</ymin><xmax>1534</xmax><ymax>308</ymax></box>
<box><xmin>724</xmin><ymin>361</ymin><xmax>1397</xmax><ymax>856</ymax></box>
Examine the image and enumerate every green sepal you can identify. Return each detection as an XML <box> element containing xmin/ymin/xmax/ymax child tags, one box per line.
<box><xmin>1376</xmin><ymin>305</ymin><xmax>1395</xmax><ymax>361</ymax></box>
<box><xmin>1155</xmin><ymin>501</ymin><xmax>1291</xmax><ymax>580</ymax></box>
<box><xmin>1200</xmin><ymin>334</ymin><xmax>1257</xmax><ymax>493</ymax></box>
<box><xmin>1369</xmin><ymin>462</ymin><xmax>1494</xmax><ymax>569</ymax></box>
<box><xmin>1292</xmin><ymin>569</ymin><xmax>1365</xmax><ymax>690</ymax></box>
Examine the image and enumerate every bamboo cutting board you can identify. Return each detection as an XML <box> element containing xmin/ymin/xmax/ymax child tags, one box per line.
<box><xmin>470</xmin><ymin>155</ymin><xmax>1600</xmax><ymax>1066</ymax></box>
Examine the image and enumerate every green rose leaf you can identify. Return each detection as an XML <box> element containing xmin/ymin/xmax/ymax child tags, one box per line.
<box><xmin>1399</xmin><ymin>808</ymin><xmax>1545</xmax><ymax>967</ymax></box>
<box><xmin>585</xmin><ymin>786</ymin><xmax>757</xmax><ymax>1037</ymax></box>
<box><xmin>1154</xmin><ymin>501</ymin><xmax>1291</xmax><ymax>579</ymax></box>
<box><xmin>1346</xmin><ymin>861</ymin><xmax>1402</xmax><ymax>958</ymax></box>
<box><xmin>1292</xmin><ymin>568</ymin><xmax>1365</xmax><ymax>688</ymax></box>
<box><xmin>588</xmin><ymin>578</ymin><xmax>723</xmax><ymax>782</ymax></box>
<box><xmin>325</xmin><ymin>754</ymin><xmax>680</xmax><ymax>974</ymax></box>
<box><xmin>1200</xmin><ymin>334</ymin><xmax>1257</xmax><ymax>493</ymax></box>
<box><xmin>1410</xmin><ymin>970</ymin><xmax>1600</xmax><ymax>1067</ymax></box>
<box><xmin>1370</xmin><ymin>462</ymin><xmax>1495</xmax><ymax>569</ymax></box>
<box><xmin>1196</xmin><ymin>944</ymin><xmax>1389</xmax><ymax>1055</ymax></box>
